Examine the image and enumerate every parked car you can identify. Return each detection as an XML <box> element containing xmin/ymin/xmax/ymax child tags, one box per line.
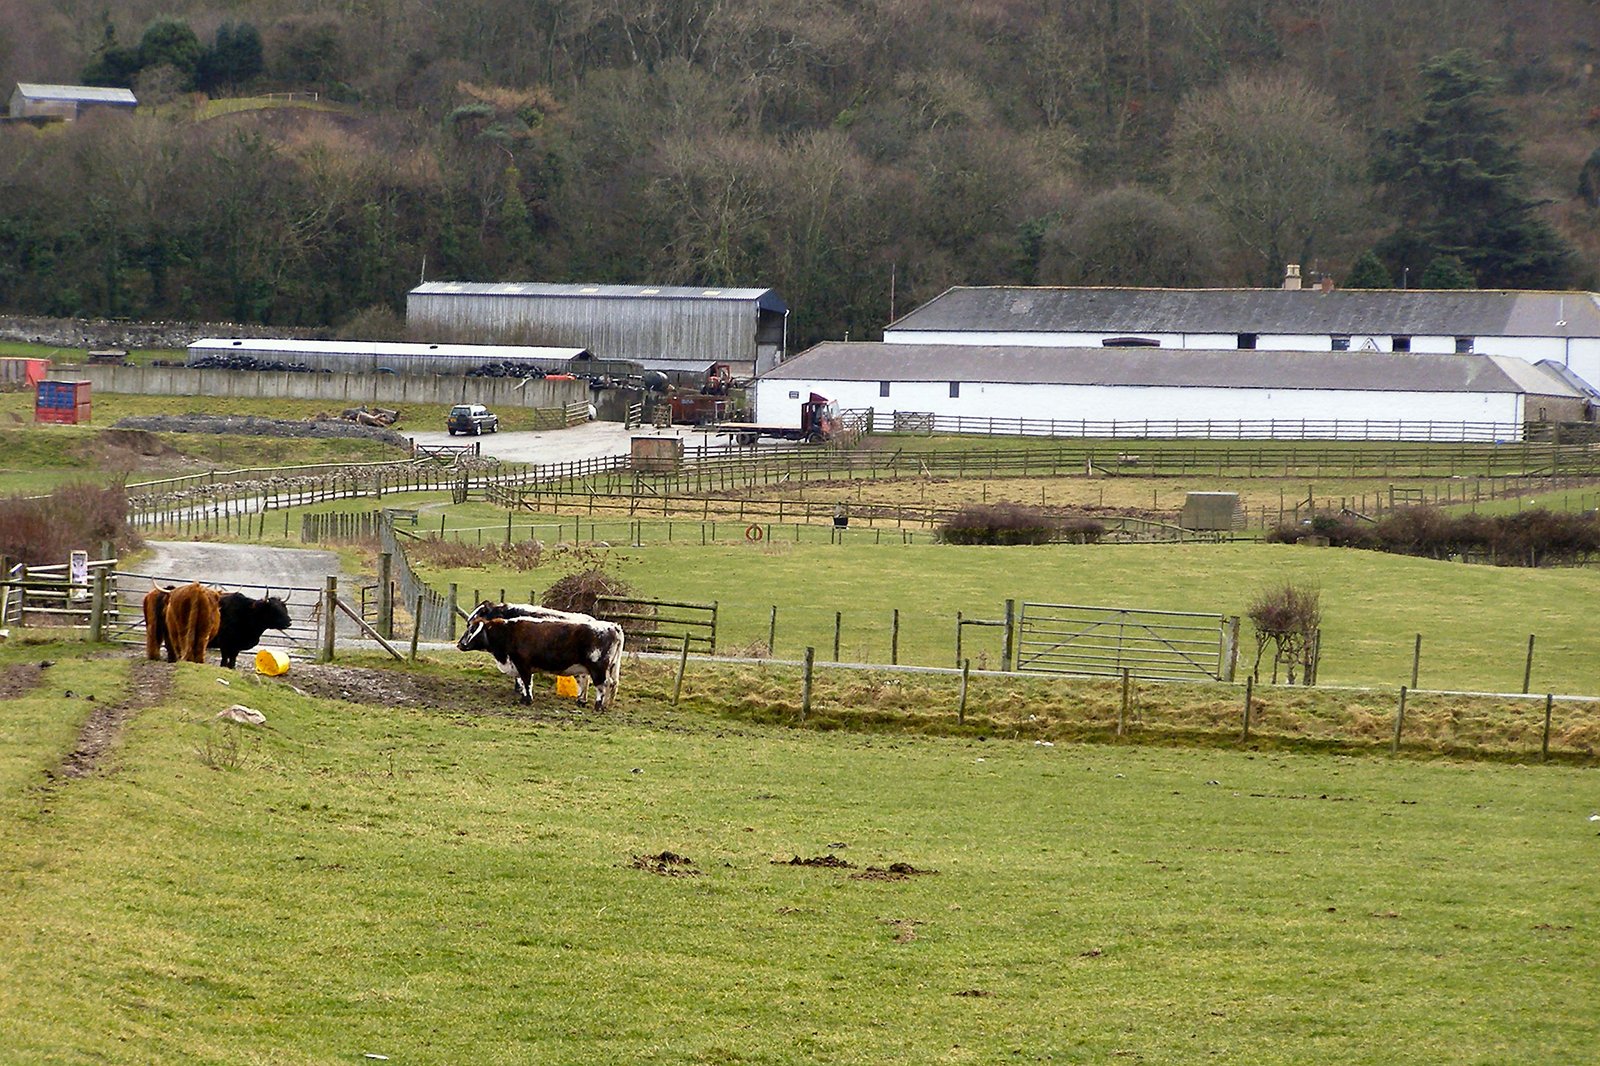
<box><xmin>447</xmin><ymin>403</ymin><xmax>499</xmax><ymax>435</ymax></box>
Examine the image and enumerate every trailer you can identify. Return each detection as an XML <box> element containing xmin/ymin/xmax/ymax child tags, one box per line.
<box><xmin>708</xmin><ymin>393</ymin><xmax>839</xmax><ymax>444</ymax></box>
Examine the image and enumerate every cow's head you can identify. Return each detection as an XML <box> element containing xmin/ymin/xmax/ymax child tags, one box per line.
<box><xmin>259</xmin><ymin>595</ymin><xmax>292</xmax><ymax>631</ymax></box>
<box><xmin>457</xmin><ymin>617</ymin><xmax>498</xmax><ymax>653</ymax></box>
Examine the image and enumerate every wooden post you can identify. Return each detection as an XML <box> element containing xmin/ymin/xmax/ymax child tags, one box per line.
<box><xmin>505</xmin><ymin>511</ymin><xmax>513</xmax><ymax>545</ymax></box>
<box><xmin>1522</xmin><ymin>634</ymin><xmax>1535</xmax><ymax>694</ymax></box>
<box><xmin>891</xmin><ymin>608</ymin><xmax>900</xmax><ymax>665</ymax></box>
<box><xmin>448</xmin><ymin>583</ymin><xmax>459</xmax><ymax>639</ymax></box>
<box><xmin>672</xmin><ymin>634</ymin><xmax>690</xmax><ymax>706</ymax></box>
<box><xmin>321</xmin><ymin>575</ymin><xmax>337</xmax><ymax>663</ymax></box>
<box><xmin>89</xmin><ymin>567</ymin><xmax>106</xmax><ymax>643</ymax></box>
<box><xmin>1411</xmin><ymin>633</ymin><xmax>1421</xmax><ymax>688</ymax></box>
<box><xmin>1118</xmin><ymin>669</ymin><xmax>1130</xmax><ymax>736</ymax></box>
<box><xmin>1003</xmin><ymin>598</ymin><xmax>1016</xmax><ymax>672</ymax></box>
<box><xmin>800</xmin><ymin>646</ymin><xmax>815</xmax><ymax>724</ymax></box>
<box><xmin>409</xmin><ymin>594</ymin><xmax>424</xmax><ymax>661</ymax></box>
<box><xmin>833</xmin><ymin>611</ymin><xmax>841</xmax><ymax>661</ymax></box>
<box><xmin>1242</xmin><ymin>675</ymin><xmax>1253</xmax><ymax>741</ymax></box>
<box><xmin>1392</xmin><ymin>685</ymin><xmax>1407</xmax><ymax>754</ymax></box>
<box><xmin>1541</xmin><ymin>693</ymin><xmax>1554</xmax><ymax>762</ymax></box>
<box><xmin>377</xmin><ymin>552</ymin><xmax>393</xmax><ymax>640</ymax></box>
<box><xmin>958</xmin><ymin>659</ymin><xmax>970</xmax><ymax>724</ymax></box>
<box><xmin>768</xmin><ymin>605</ymin><xmax>777</xmax><ymax>656</ymax></box>
<box><xmin>955</xmin><ymin>610</ymin><xmax>963</xmax><ymax>668</ymax></box>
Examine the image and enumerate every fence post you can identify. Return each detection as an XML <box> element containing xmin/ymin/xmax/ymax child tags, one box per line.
<box><xmin>1241</xmin><ymin>675</ymin><xmax>1254</xmax><ymax>740</ymax></box>
<box><xmin>891</xmin><ymin>608</ymin><xmax>900</xmax><ymax>665</ymax></box>
<box><xmin>768</xmin><ymin>605</ymin><xmax>777</xmax><ymax>656</ymax></box>
<box><xmin>800</xmin><ymin>646</ymin><xmax>815</xmax><ymax>724</ymax></box>
<box><xmin>1221</xmin><ymin>615</ymin><xmax>1239</xmax><ymax>681</ymax></box>
<box><xmin>377</xmin><ymin>552</ymin><xmax>393</xmax><ymax>640</ymax></box>
<box><xmin>1392</xmin><ymin>685</ymin><xmax>1407</xmax><ymax>754</ymax></box>
<box><xmin>1118</xmin><ymin>669</ymin><xmax>1130</xmax><ymax>736</ymax></box>
<box><xmin>321</xmin><ymin>575</ymin><xmax>337</xmax><ymax>662</ymax></box>
<box><xmin>89</xmin><ymin>567</ymin><xmax>106</xmax><ymax>643</ymax></box>
<box><xmin>833</xmin><ymin>611</ymin><xmax>841</xmax><ymax>661</ymax></box>
<box><xmin>955</xmin><ymin>610</ymin><xmax>963</xmax><ymax>668</ymax></box>
<box><xmin>1541</xmin><ymin>693</ymin><xmax>1555</xmax><ymax>762</ymax></box>
<box><xmin>959</xmin><ymin>659</ymin><xmax>970</xmax><ymax>724</ymax></box>
<box><xmin>448</xmin><ymin>583</ymin><xmax>459</xmax><ymax>639</ymax></box>
<box><xmin>1411</xmin><ymin>634</ymin><xmax>1422</xmax><ymax>689</ymax></box>
<box><xmin>1522</xmin><ymin>634</ymin><xmax>1536</xmax><ymax>694</ymax></box>
<box><xmin>1003</xmin><ymin>598</ymin><xmax>1016</xmax><ymax>672</ymax></box>
<box><xmin>672</xmin><ymin>634</ymin><xmax>690</xmax><ymax>706</ymax></box>
<box><xmin>409</xmin><ymin>594</ymin><xmax>423</xmax><ymax>661</ymax></box>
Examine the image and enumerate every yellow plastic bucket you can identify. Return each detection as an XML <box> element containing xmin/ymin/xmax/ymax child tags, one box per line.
<box><xmin>255</xmin><ymin>648</ymin><xmax>291</xmax><ymax>676</ymax></box>
<box><xmin>555</xmin><ymin>675</ymin><xmax>580</xmax><ymax>698</ymax></box>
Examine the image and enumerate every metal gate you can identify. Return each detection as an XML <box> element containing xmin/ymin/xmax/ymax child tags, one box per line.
<box><xmin>1016</xmin><ymin>602</ymin><xmax>1239</xmax><ymax>682</ymax></box>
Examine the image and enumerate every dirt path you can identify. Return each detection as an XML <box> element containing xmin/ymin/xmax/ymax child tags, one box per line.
<box><xmin>49</xmin><ymin>658</ymin><xmax>173</xmax><ymax>782</ymax></box>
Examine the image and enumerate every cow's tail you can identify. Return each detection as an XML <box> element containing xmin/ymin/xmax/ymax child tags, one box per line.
<box><xmin>599</xmin><ymin>627</ymin><xmax>624</xmax><ymax>711</ymax></box>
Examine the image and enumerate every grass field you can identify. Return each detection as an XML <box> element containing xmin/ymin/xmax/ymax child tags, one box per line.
<box><xmin>0</xmin><ymin>647</ymin><xmax>1595</xmax><ymax>1063</ymax></box>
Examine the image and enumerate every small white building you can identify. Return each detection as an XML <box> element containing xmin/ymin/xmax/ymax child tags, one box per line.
<box><xmin>8</xmin><ymin>83</ymin><xmax>137</xmax><ymax>121</ymax></box>
<box><xmin>757</xmin><ymin>342</ymin><xmax>1589</xmax><ymax>441</ymax></box>
<box><xmin>885</xmin><ymin>285</ymin><xmax>1600</xmax><ymax>393</ymax></box>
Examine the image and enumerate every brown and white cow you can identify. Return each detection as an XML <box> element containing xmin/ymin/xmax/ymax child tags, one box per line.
<box><xmin>163</xmin><ymin>582</ymin><xmax>223</xmax><ymax>664</ymax></box>
<box><xmin>457</xmin><ymin>612</ymin><xmax>623</xmax><ymax>711</ymax></box>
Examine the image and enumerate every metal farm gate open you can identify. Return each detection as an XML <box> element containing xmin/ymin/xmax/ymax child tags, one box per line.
<box><xmin>1016</xmin><ymin>602</ymin><xmax>1239</xmax><ymax>682</ymax></box>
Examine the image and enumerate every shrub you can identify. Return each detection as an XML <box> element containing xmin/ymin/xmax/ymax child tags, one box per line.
<box><xmin>543</xmin><ymin>568</ymin><xmax>656</xmax><ymax>643</ymax></box>
<box><xmin>0</xmin><ymin>483</ymin><xmax>142</xmax><ymax>566</ymax></box>
<box><xmin>1247</xmin><ymin>582</ymin><xmax>1321</xmax><ymax>685</ymax></box>
<box><xmin>936</xmin><ymin>503</ymin><xmax>1060</xmax><ymax>545</ymax></box>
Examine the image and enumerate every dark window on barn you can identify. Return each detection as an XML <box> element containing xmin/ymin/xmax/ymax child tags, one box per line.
<box><xmin>1101</xmin><ymin>336</ymin><xmax>1160</xmax><ymax>347</ymax></box>
<box><xmin>879</xmin><ymin>380</ymin><xmax>891</xmax><ymax>397</ymax></box>
<box><xmin>1331</xmin><ymin>335</ymin><xmax>1351</xmax><ymax>351</ymax></box>
<box><xmin>1455</xmin><ymin>336</ymin><xmax>1474</xmax><ymax>354</ymax></box>
<box><xmin>1392</xmin><ymin>335</ymin><xmax>1411</xmax><ymax>352</ymax></box>
<box><xmin>1237</xmin><ymin>333</ymin><xmax>1257</xmax><ymax>349</ymax></box>
<box><xmin>949</xmin><ymin>381</ymin><xmax>960</xmax><ymax>398</ymax></box>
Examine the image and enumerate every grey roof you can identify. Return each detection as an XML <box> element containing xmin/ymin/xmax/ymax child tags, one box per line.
<box><xmin>887</xmin><ymin>286</ymin><xmax>1600</xmax><ymax>339</ymax></box>
<box><xmin>14</xmin><ymin>83</ymin><xmax>137</xmax><ymax>105</ymax></box>
<box><xmin>767</xmin><ymin>342</ymin><xmax>1585</xmax><ymax>397</ymax></box>
<box><xmin>411</xmin><ymin>281</ymin><xmax>787</xmax><ymax>313</ymax></box>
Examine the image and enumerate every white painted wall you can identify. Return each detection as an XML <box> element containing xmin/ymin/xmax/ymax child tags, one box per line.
<box><xmin>757</xmin><ymin>377</ymin><xmax>1526</xmax><ymax>439</ymax></box>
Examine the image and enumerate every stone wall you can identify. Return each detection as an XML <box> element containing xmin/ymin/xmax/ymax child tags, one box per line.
<box><xmin>0</xmin><ymin>314</ymin><xmax>328</xmax><ymax>352</ymax></box>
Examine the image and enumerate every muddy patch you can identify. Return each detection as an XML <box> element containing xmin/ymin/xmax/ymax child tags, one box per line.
<box><xmin>278</xmin><ymin>662</ymin><xmax>536</xmax><ymax>715</ymax></box>
<box><xmin>52</xmin><ymin>658</ymin><xmax>172</xmax><ymax>781</ymax></box>
<box><xmin>0</xmin><ymin>661</ymin><xmax>48</xmax><ymax>701</ymax></box>
<box><xmin>629</xmin><ymin>851</ymin><xmax>699</xmax><ymax>876</ymax></box>
<box><xmin>849</xmin><ymin>862</ymin><xmax>938</xmax><ymax>882</ymax></box>
<box><xmin>772</xmin><ymin>854</ymin><xmax>856</xmax><ymax>869</ymax></box>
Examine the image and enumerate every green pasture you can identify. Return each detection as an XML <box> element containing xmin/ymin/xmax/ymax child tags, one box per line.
<box><xmin>413</xmin><ymin>537</ymin><xmax>1600</xmax><ymax>697</ymax></box>
<box><xmin>0</xmin><ymin>650</ymin><xmax>1594</xmax><ymax>1063</ymax></box>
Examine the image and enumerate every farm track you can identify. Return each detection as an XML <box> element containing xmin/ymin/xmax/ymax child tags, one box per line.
<box><xmin>48</xmin><ymin>658</ymin><xmax>171</xmax><ymax>783</ymax></box>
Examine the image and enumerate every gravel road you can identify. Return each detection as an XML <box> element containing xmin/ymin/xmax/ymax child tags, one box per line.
<box><xmin>404</xmin><ymin>419</ymin><xmax>791</xmax><ymax>464</ymax></box>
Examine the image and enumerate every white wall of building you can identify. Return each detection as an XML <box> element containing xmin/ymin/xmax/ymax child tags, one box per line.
<box><xmin>757</xmin><ymin>377</ymin><xmax>1525</xmax><ymax>438</ymax></box>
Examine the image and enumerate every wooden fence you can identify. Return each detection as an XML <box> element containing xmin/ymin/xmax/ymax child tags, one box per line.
<box><xmin>595</xmin><ymin>594</ymin><xmax>717</xmax><ymax>654</ymax></box>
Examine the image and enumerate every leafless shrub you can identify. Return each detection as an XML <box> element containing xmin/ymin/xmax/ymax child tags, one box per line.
<box><xmin>1248</xmin><ymin>582</ymin><xmax>1321</xmax><ymax>685</ymax></box>
<box><xmin>0</xmin><ymin>482</ymin><xmax>142</xmax><ymax>566</ymax></box>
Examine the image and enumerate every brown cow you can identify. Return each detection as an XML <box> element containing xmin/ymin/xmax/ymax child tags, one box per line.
<box><xmin>163</xmin><ymin>582</ymin><xmax>223</xmax><ymax>664</ymax></box>
<box><xmin>142</xmin><ymin>583</ymin><xmax>175</xmax><ymax>661</ymax></box>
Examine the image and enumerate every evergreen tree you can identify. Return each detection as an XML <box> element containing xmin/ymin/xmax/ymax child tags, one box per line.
<box><xmin>1418</xmin><ymin>254</ymin><xmax>1475</xmax><ymax>289</ymax></box>
<box><xmin>1379</xmin><ymin>49</ymin><xmax>1572</xmax><ymax>289</ymax></box>
<box><xmin>1344</xmin><ymin>250</ymin><xmax>1393</xmax><ymax>288</ymax></box>
<box><xmin>197</xmin><ymin>23</ymin><xmax>265</xmax><ymax>94</ymax></box>
<box><xmin>136</xmin><ymin>18</ymin><xmax>204</xmax><ymax>88</ymax></box>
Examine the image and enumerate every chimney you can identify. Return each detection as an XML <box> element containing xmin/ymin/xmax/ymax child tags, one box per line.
<box><xmin>1320</xmin><ymin>275</ymin><xmax>1335</xmax><ymax>293</ymax></box>
<box><xmin>1282</xmin><ymin>263</ymin><xmax>1302</xmax><ymax>290</ymax></box>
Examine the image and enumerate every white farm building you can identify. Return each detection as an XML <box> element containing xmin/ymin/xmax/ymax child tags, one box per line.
<box><xmin>407</xmin><ymin>282</ymin><xmax>788</xmax><ymax>379</ymax></box>
<box><xmin>885</xmin><ymin>285</ymin><xmax>1600</xmax><ymax>394</ymax></box>
<box><xmin>757</xmin><ymin>342</ymin><xmax>1589</xmax><ymax>441</ymax></box>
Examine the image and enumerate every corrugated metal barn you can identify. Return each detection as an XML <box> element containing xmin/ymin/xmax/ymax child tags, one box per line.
<box><xmin>406</xmin><ymin>282</ymin><xmax>788</xmax><ymax>378</ymax></box>
<box><xmin>8</xmin><ymin>83</ymin><xmax>137</xmax><ymax>120</ymax></box>
<box><xmin>886</xmin><ymin>285</ymin><xmax>1600</xmax><ymax>392</ymax></box>
<box><xmin>186</xmin><ymin>338</ymin><xmax>588</xmax><ymax>376</ymax></box>
<box><xmin>757</xmin><ymin>342</ymin><xmax>1589</xmax><ymax>441</ymax></box>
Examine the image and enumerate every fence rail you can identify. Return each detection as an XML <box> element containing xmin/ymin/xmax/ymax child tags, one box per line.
<box><xmin>1015</xmin><ymin>602</ymin><xmax>1240</xmax><ymax>682</ymax></box>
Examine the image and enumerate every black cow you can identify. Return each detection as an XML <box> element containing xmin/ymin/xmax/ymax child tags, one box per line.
<box><xmin>457</xmin><ymin>613</ymin><xmax>624</xmax><ymax>711</ymax></box>
<box><xmin>211</xmin><ymin>592</ymin><xmax>293</xmax><ymax>668</ymax></box>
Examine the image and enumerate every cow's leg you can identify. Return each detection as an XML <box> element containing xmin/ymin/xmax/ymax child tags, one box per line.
<box><xmin>518</xmin><ymin>668</ymin><xmax>533</xmax><ymax>704</ymax></box>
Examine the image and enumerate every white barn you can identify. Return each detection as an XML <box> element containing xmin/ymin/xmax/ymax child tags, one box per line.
<box><xmin>7</xmin><ymin>83</ymin><xmax>137</xmax><ymax>121</ymax></box>
<box><xmin>885</xmin><ymin>285</ymin><xmax>1600</xmax><ymax>393</ymax></box>
<box><xmin>757</xmin><ymin>342</ymin><xmax>1589</xmax><ymax>441</ymax></box>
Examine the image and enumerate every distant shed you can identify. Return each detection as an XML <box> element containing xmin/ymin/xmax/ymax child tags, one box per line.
<box><xmin>407</xmin><ymin>282</ymin><xmax>788</xmax><ymax>378</ymax></box>
<box><xmin>186</xmin><ymin>338</ymin><xmax>588</xmax><ymax>376</ymax></box>
<box><xmin>8</xmin><ymin>83</ymin><xmax>137</xmax><ymax>121</ymax></box>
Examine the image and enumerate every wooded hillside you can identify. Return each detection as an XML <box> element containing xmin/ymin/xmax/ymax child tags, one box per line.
<box><xmin>3</xmin><ymin>0</ymin><xmax>1599</xmax><ymax>346</ymax></box>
